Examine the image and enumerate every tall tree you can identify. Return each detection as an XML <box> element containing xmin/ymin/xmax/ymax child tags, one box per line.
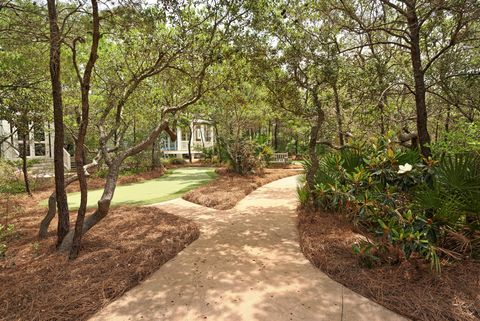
<box><xmin>337</xmin><ymin>0</ymin><xmax>480</xmax><ymax>157</ymax></box>
<box><xmin>47</xmin><ymin>0</ymin><xmax>70</xmax><ymax>246</ymax></box>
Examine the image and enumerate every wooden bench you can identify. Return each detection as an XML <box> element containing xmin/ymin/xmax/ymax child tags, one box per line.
<box><xmin>271</xmin><ymin>152</ymin><xmax>289</xmax><ymax>163</ymax></box>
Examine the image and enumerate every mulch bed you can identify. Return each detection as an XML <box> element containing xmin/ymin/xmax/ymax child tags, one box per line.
<box><xmin>297</xmin><ymin>208</ymin><xmax>480</xmax><ymax>321</ymax></box>
<box><xmin>0</xmin><ymin>168</ymin><xmax>199</xmax><ymax>321</ymax></box>
<box><xmin>0</xmin><ymin>206</ymin><xmax>199</xmax><ymax>321</ymax></box>
<box><xmin>183</xmin><ymin>168</ymin><xmax>301</xmax><ymax>210</ymax></box>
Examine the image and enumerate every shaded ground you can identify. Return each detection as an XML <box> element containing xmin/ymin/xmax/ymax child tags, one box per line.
<box><xmin>183</xmin><ymin>168</ymin><xmax>300</xmax><ymax>210</ymax></box>
<box><xmin>41</xmin><ymin>167</ymin><xmax>216</xmax><ymax>210</ymax></box>
<box><xmin>90</xmin><ymin>175</ymin><xmax>405</xmax><ymax>321</ymax></box>
<box><xmin>298</xmin><ymin>209</ymin><xmax>480</xmax><ymax>321</ymax></box>
<box><xmin>0</xmin><ymin>206</ymin><xmax>199</xmax><ymax>321</ymax></box>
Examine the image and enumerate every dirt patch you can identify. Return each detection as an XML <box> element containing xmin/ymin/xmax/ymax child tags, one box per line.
<box><xmin>183</xmin><ymin>168</ymin><xmax>301</xmax><ymax>210</ymax></box>
<box><xmin>0</xmin><ymin>205</ymin><xmax>199</xmax><ymax>321</ymax></box>
<box><xmin>298</xmin><ymin>209</ymin><xmax>480</xmax><ymax>321</ymax></box>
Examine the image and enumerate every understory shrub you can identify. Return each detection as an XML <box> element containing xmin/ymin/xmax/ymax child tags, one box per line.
<box><xmin>299</xmin><ymin>136</ymin><xmax>480</xmax><ymax>272</ymax></box>
<box><xmin>169</xmin><ymin>157</ymin><xmax>186</xmax><ymax>165</ymax></box>
<box><xmin>0</xmin><ymin>159</ymin><xmax>23</xmax><ymax>193</ymax></box>
<box><xmin>222</xmin><ymin>139</ymin><xmax>265</xmax><ymax>175</ymax></box>
<box><xmin>0</xmin><ymin>223</ymin><xmax>15</xmax><ymax>257</ymax></box>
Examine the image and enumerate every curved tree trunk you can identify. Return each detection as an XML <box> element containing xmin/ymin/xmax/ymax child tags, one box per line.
<box><xmin>39</xmin><ymin>160</ymin><xmax>99</xmax><ymax>238</ymax></box>
<box><xmin>58</xmin><ymin>161</ymin><xmax>120</xmax><ymax>251</ymax></box>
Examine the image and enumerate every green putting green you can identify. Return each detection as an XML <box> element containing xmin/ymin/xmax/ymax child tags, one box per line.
<box><xmin>41</xmin><ymin>167</ymin><xmax>216</xmax><ymax>210</ymax></box>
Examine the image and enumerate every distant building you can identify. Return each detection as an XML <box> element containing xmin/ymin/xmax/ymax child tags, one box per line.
<box><xmin>161</xmin><ymin>120</ymin><xmax>215</xmax><ymax>159</ymax></box>
<box><xmin>0</xmin><ymin>120</ymin><xmax>71</xmax><ymax>170</ymax></box>
<box><xmin>0</xmin><ymin>120</ymin><xmax>54</xmax><ymax>160</ymax></box>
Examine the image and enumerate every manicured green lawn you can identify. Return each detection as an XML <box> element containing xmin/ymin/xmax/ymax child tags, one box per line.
<box><xmin>41</xmin><ymin>167</ymin><xmax>216</xmax><ymax>210</ymax></box>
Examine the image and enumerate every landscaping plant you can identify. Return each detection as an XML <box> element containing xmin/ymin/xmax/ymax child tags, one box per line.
<box><xmin>299</xmin><ymin>136</ymin><xmax>480</xmax><ymax>272</ymax></box>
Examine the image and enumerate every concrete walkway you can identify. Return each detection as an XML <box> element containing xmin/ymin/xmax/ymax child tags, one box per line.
<box><xmin>90</xmin><ymin>175</ymin><xmax>407</xmax><ymax>321</ymax></box>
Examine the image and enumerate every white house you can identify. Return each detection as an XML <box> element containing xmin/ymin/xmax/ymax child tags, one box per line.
<box><xmin>0</xmin><ymin>120</ymin><xmax>55</xmax><ymax>160</ymax></box>
<box><xmin>0</xmin><ymin>120</ymin><xmax>71</xmax><ymax>170</ymax></box>
<box><xmin>161</xmin><ymin>120</ymin><xmax>215</xmax><ymax>159</ymax></box>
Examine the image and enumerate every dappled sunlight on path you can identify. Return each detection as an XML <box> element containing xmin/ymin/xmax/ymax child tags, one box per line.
<box><xmin>89</xmin><ymin>176</ymin><xmax>407</xmax><ymax>321</ymax></box>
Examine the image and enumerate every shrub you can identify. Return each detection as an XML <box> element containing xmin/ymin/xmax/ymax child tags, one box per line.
<box><xmin>0</xmin><ymin>224</ymin><xmax>15</xmax><ymax>258</ymax></box>
<box><xmin>225</xmin><ymin>139</ymin><xmax>265</xmax><ymax>175</ymax></box>
<box><xmin>299</xmin><ymin>136</ymin><xmax>480</xmax><ymax>272</ymax></box>
<box><xmin>169</xmin><ymin>157</ymin><xmax>186</xmax><ymax>165</ymax></box>
<box><xmin>201</xmin><ymin>147</ymin><xmax>215</xmax><ymax>162</ymax></box>
<box><xmin>0</xmin><ymin>160</ymin><xmax>23</xmax><ymax>194</ymax></box>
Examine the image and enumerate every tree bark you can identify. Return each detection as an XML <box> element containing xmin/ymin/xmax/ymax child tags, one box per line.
<box><xmin>305</xmin><ymin>90</ymin><xmax>325</xmax><ymax>207</ymax></box>
<box><xmin>69</xmin><ymin>0</ymin><xmax>100</xmax><ymax>259</ymax></box>
<box><xmin>188</xmin><ymin>125</ymin><xmax>193</xmax><ymax>163</ymax></box>
<box><xmin>39</xmin><ymin>160</ymin><xmax>99</xmax><ymax>238</ymax></box>
<box><xmin>21</xmin><ymin>133</ymin><xmax>31</xmax><ymax>196</ymax></box>
<box><xmin>273</xmin><ymin>120</ymin><xmax>279</xmax><ymax>151</ymax></box>
<box><xmin>406</xmin><ymin>4</ymin><xmax>431</xmax><ymax>157</ymax></box>
<box><xmin>47</xmin><ymin>0</ymin><xmax>69</xmax><ymax>247</ymax></box>
<box><xmin>59</xmin><ymin>161</ymin><xmax>120</xmax><ymax>252</ymax></box>
<box><xmin>332</xmin><ymin>83</ymin><xmax>344</xmax><ymax>146</ymax></box>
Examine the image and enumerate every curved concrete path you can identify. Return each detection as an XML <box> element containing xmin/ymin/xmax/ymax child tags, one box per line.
<box><xmin>90</xmin><ymin>175</ymin><xmax>407</xmax><ymax>321</ymax></box>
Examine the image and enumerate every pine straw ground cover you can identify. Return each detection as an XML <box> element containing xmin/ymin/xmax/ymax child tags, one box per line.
<box><xmin>0</xmin><ymin>170</ymin><xmax>199</xmax><ymax>321</ymax></box>
<box><xmin>298</xmin><ymin>209</ymin><xmax>480</xmax><ymax>321</ymax></box>
<box><xmin>183</xmin><ymin>168</ymin><xmax>301</xmax><ymax>210</ymax></box>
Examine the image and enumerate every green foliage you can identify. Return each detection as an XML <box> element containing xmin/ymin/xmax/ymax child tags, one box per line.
<box><xmin>0</xmin><ymin>160</ymin><xmax>23</xmax><ymax>194</ymax></box>
<box><xmin>258</xmin><ymin>144</ymin><xmax>274</xmax><ymax>164</ymax></box>
<box><xmin>432</xmin><ymin>123</ymin><xmax>480</xmax><ymax>155</ymax></box>
<box><xmin>0</xmin><ymin>224</ymin><xmax>15</xmax><ymax>258</ymax></box>
<box><xmin>201</xmin><ymin>147</ymin><xmax>215</xmax><ymax>162</ymax></box>
<box><xmin>169</xmin><ymin>157</ymin><xmax>187</xmax><ymax>165</ymax></box>
<box><xmin>299</xmin><ymin>137</ymin><xmax>480</xmax><ymax>272</ymax></box>
<box><xmin>224</xmin><ymin>139</ymin><xmax>265</xmax><ymax>175</ymax></box>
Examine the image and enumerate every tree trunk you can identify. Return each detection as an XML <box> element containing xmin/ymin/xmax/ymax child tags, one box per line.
<box><xmin>332</xmin><ymin>83</ymin><xmax>344</xmax><ymax>146</ymax></box>
<box><xmin>47</xmin><ymin>0</ymin><xmax>69</xmax><ymax>247</ymax></box>
<box><xmin>406</xmin><ymin>5</ymin><xmax>431</xmax><ymax>158</ymax></box>
<box><xmin>188</xmin><ymin>125</ymin><xmax>193</xmax><ymax>163</ymax></box>
<box><xmin>273</xmin><ymin>120</ymin><xmax>279</xmax><ymax>151</ymax></box>
<box><xmin>445</xmin><ymin>104</ymin><xmax>451</xmax><ymax>133</ymax></box>
<box><xmin>151</xmin><ymin>141</ymin><xmax>157</xmax><ymax>170</ymax></box>
<box><xmin>58</xmin><ymin>160</ymin><xmax>120</xmax><ymax>251</ymax></box>
<box><xmin>305</xmin><ymin>90</ymin><xmax>325</xmax><ymax>207</ymax></box>
<box><xmin>21</xmin><ymin>134</ymin><xmax>31</xmax><ymax>196</ymax></box>
<box><xmin>69</xmin><ymin>0</ymin><xmax>100</xmax><ymax>259</ymax></box>
<box><xmin>39</xmin><ymin>160</ymin><xmax>99</xmax><ymax>238</ymax></box>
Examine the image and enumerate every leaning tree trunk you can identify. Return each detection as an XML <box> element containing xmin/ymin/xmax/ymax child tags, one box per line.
<box><xmin>47</xmin><ymin>0</ymin><xmax>70</xmax><ymax>247</ymax></box>
<box><xmin>58</xmin><ymin>160</ymin><xmax>121</xmax><ymax>251</ymax></box>
<box><xmin>39</xmin><ymin>160</ymin><xmax>100</xmax><ymax>238</ymax></box>
<box><xmin>58</xmin><ymin>121</ymin><xmax>175</xmax><ymax>251</ymax></box>
<box><xmin>406</xmin><ymin>5</ymin><xmax>431</xmax><ymax>158</ymax></box>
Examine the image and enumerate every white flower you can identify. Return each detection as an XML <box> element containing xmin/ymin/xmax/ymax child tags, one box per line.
<box><xmin>398</xmin><ymin>163</ymin><xmax>413</xmax><ymax>174</ymax></box>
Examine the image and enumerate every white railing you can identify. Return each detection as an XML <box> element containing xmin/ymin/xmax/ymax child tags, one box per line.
<box><xmin>63</xmin><ymin>148</ymin><xmax>71</xmax><ymax>170</ymax></box>
<box><xmin>272</xmin><ymin>152</ymin><xmax>289</xmax><ymax>163</ymax></box>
